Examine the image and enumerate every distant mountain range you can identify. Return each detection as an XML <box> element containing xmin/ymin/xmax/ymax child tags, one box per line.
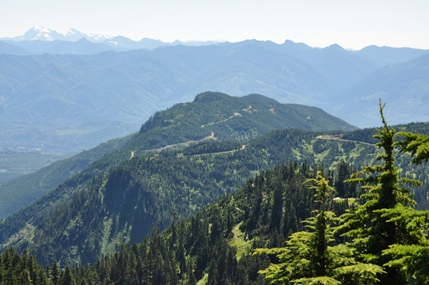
<box><xmin>331</xmin><ymin>53</ymin><xmax>429</xmax><ymax>126</ymax></box>
<box><xmin>4</xmin><ymin>26</ymin><xmax>111</xmax><ymax>42</ymax></box>
<box><xmin>0</xmin><ymin>27</ymin><xmax>222</xmax><ymax>53</ymax></box>
<box><xmin>0</xmin><ymin>27</ymin><xmax>428</xmax><ymax>155</ymax></box>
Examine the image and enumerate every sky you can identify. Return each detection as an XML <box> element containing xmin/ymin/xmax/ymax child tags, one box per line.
<box><xmin>1</xmin><ymin>0</ymin><xmax>429</xmax><ymax>50</ymax></box>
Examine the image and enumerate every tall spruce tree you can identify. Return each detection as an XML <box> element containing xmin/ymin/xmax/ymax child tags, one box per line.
<box><xmin>337</xmin><ymin>101</ymin><xmax>422</xmax><ymax>284</ymax></box>
<box><xmin>378</xmin><ymin>127</ymin><xmax>429</xmax><ymax>284</ymax></box>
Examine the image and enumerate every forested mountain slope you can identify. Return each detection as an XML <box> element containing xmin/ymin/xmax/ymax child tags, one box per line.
<box><xmin>0</xmin><ymin>163</ymin><xmax>337</xmax><ymax>284</ymax></box>
<box><xmin>3</xmin><ymin>152</ymin><xmax>428</xmax><ymax>284</ymax></box>
<box><xmin>129</xmin><ymin>92</ymin><xmax>356</xmax><ymax>152</ymax></box>
<box><xmin>2</xmin><ymin>120</ymin><xmax>429</xmax><ymax>266</ymax></box>
<box><xmin>0</xmin><ymin>92</ymin><xmax>354</xmax><ymax>219</ymax></box>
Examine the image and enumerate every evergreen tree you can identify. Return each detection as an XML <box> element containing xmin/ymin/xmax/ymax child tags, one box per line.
<box><xmin>186</xmin><ymin>260</ymin><xmax>197</xmax><ymax>285</ymax></box>
<box><xmin>381</xmin><ymin>207</ymin><xmax>429</xmax><ymax>284</ymax></box>
<box><xmin>51</xmin><ymin>259</ymin><xmax>61</xmax><ymax>285</ymax></box>
<box><xmin>335</xmin><ymin>160</ymin><xmax>357</xmax><ymax>198</ymax></box>
<box><xmin>62</xmin><ymin>266</ymin><xmax>74</xmax><ymax>285</ymax></box>
<box><xmin>378</xmin><ymin>127</ymin><xmax>429</xmax><ymax>284</ymax></box>
<box><xmin>337</xmin><ymin>101</ymin><xmax>422</xmax><ymax>284</ymax></box>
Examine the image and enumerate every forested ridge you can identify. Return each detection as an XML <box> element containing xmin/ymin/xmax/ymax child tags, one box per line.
<box><xmin>1</xmin><ymin>99</ymin><xmax>429</xmax><ymax>283</ymax></box>
<box><xmin>3</xmin><ymin>114</ymin><xmax>429</xmax><ymax>284</ymax></box>
<box><xmin>2</xmin><ymin>122</ymin><xmax>429</xmax><ymax>268</ymax></box>
<box><xmin>0</xmin><ymin>162</ymin><xmax>345</xmax><ymax>284</ymax></box>
<box><xmin>0</xmin><ymin>128</ymin><xmax>365</xmax><ymax>266</ymax></box>
<box><xmin>0</xmin><ymin>92</ymin><xmax>355</xmax><ymax>219</ymax></box>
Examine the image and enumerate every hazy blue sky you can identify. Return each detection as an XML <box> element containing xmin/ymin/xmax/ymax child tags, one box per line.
<box><xmin>2</xmin><ymin>0</ymin><xmax>428</xmax><ymax>49</ymax></box>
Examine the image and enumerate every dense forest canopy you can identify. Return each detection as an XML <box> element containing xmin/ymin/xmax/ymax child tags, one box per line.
<box><xmin>1</xmin><ymin>100</ymin><xmax>429</xmax><ymax>284</ymax></box>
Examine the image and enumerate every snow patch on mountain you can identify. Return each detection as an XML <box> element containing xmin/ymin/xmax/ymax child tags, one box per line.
<box><xmin>6</xmin><ymin>27</ymin><xmax>111</xmax><ymax>42</ymax></box>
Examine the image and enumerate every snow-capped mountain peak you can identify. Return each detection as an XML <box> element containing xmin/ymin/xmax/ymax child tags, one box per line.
<box><xmin>83</xmin><ymin>32</ymin><xmax>112</xmax><ymax>42</ymax></box>
<box><xmin>65</xmin><ymin>28</ymin><xmax>87</xmax><ymax>41</ymax></box>
<box><xmin>14</xmin><ymin>26</ymin><xmax>65</xmax><ymax>41</ymax></box>
<box><xmin>9</xmin><ymin>27</ymin><xmax>111</xmax><ymax>42</ymax></box>
<box><xmin>34</xmin><ymin>26</ymin><xmax>52</xmax><ymax>34</ymax></box>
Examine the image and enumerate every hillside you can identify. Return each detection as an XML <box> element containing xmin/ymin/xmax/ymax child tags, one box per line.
<box><xmin>130</xmin><ymin>92</ymin><xmax>356</xmax><ymax>152</ymax></box>
<box><xmin>2</xmin><ymin>119</ymin><xmax>429</xmax><ymax>266</ymax></box>
<box><xmin>0</xmin><ymin>92</ymin><xmax>355</xmax><ymax>219</ymax></box>
<box><xmin>331</xmin><ymin>53</ymin><xmax>429</xmax><ymax>127</ymax></box>
<box><xmin>0</xmin><ymin>162</ymin><xmax>343</xmax><ymax>284</ymax></box>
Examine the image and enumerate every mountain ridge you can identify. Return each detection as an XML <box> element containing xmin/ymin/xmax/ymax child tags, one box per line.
<box><xmin>0</xmin><ymin>91</ymin><xmax>355</xmax><ymax>219</ymax></box>
<box><xmin>2</xmin><ymin>118</ymin><xmax>428</xmax><ymax>266</ymax></box>
<box><xmin>331</xmin><ymin>53</ymin><xmax>429</xmax><ymax>127</ymax></box>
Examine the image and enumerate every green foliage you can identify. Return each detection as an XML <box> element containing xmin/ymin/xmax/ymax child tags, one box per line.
<box><xmin>0</xmin><ymin>91</ymin><xmax>356</xmax><ymax>220</ymax></box>
<box><xmin>2</xmin><ymin>162</ymin><xmax>312</xmax><ymax>284</ymax></box>
<box><xmin>64</xmin><ymin>162</ymin><xmax>320</xmax><ymax>284</ymax></box>
<box><xmin>397</xmin><ymin>131</ymin><xmax>429</xmax><ymax>164</ymax></box>
<box><xmin>1</xmin><ymin>125</ymin><xmax>379</xmax><ymax>266</ymax></box>
<box><xmin>2</xmin><ymin>98</ymin><xmax>429</xmax><ymax>284</ymax></box>
<box><xmin>0</xmin><ymin>248</ymin><xmax>50</xmax><ymax>284</ymax></box>
<box><xmin>253</xmin><ymin>104</ymin><xmax>429</xmax><ymax>285</ymax></box>
<box><xmin>337</xmin><ymin>102</ymin><xmax>424</xmax><ymax>284</ymax></box>
<box><xmin>383</xmin><ymin>244</ymin><xmax>429</xmax><ymax>285</ymax></box>
<box><xmin>132</xmin><ymin>91</ymin><xmax>356</xmax><ymax>152</ymax></box>
<box><xmin>0</xmin><ymin>132</ymin><xmax>427</xmax><ymax>285</ymax></box>
<box><xmin>378</xmin><ymin>127</ymin><xmax>429</xmax><ymax>284</ymax></box>
<box><xmin>255</xmin><ymin>171</ymin><xmax>383</xmax><ymax>285</ymax></box>
<box><xmin>3</xmin><ymin>120</ymin><xmax>429</xmax><ymax>269</ymax></box>
<box><xmin>376</xmin><ymin>205</ymin><xmax>429</xmax><ymax>283</ymax></box>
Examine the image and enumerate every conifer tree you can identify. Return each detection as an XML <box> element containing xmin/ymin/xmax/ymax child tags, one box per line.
<box><xmin>51</xmin><ymin>259</ymin><xmax>61</xmax><ymax>285</ymax></box>
<box><xmin>337</xmin><ymin>101</ymin><xmax>422</xmax><ymax>284</ymax></box>
<box><xmin>62</xmin><ymin>266</ymin><xmax>74</xmax><ymax>285</ymax></box>
<box><xmin>377</xmin><ymin>125</ymin><xmax>429</xmax><ymax>284</ymax></box>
